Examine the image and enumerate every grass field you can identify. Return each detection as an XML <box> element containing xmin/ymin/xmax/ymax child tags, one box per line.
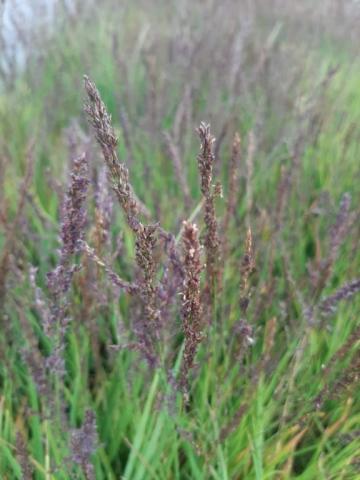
<box><xmin>0</xmin><ymin>1</ymin><xmax>359</xmax><ymax>479</ymax></box>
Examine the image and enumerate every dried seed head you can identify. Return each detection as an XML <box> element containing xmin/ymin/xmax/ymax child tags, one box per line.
<box><xmin>319</xmin><ymin>278</ymin><xmax>360</xmax><ymax>316</ymax></box>
<box><xmin>222</xmin><ymin>132</ymin><xmax>242</xmax><ymax>263</ymax></box>
<box><xmin>240</xmin><ymin>227</ymin><xmax>255</xmax><ymax>313</ymax></box>
<box><xmin>180</xmin><ymin>222</ymin><xmax>203</xmax><ymax>396</ymax></box>
<box><xmin>135</xmin><ymin>224</ymin><xmax>162</xmax><ymax>345</ymax></box>
<box><xmin>84</xmin><ymin>75</ymin><xmax>139</xmax><ymax>229</ymax></box>
<box><xmin>314</xmin><ymin>351</ymin><xmax>360</xmax><ymax>411</ymax></box>
<box><xmin>329</xmin><ymin>192</ymin><xmax>351</xmax><ymax>257</ymax></box>
<box><xmin>196</xmin><ymin>122</ymin><xmax>220</xmax><ymax>305</ymax></box>
<box><xmin>245</xmin><ymin>130</ymin><xmax>255</xmax><ymax>223</ymax></box>
<box><xmin>315</xmin><ymin>192</ymin><xmax>352</xmax><ymax>295</ymax></box>
<box><xmin>61</xmin><ymin>153</ymin><xmax>89</xmax><ymax>258</ymax></box>
<box><xmin>197</xmin><ymin>122</ymin><xmax>216</xmax><ymax>196</ymax></box>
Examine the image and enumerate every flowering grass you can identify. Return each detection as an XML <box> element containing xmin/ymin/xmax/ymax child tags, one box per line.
<box><xmin>0</xmin><ymin>1</ymin><xmax>359</xmax><ymax>479</ymax></box>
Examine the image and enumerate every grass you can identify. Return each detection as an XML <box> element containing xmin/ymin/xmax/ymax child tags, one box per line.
<box><xmin>0</xmin><ymin>1</ymin><xmax>359</xmax><ymax>479</ymax></box>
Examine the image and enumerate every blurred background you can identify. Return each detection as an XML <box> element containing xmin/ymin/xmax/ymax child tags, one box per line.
<box><xmin>1</xmin><ymin>0</ymin><xmax>360</xmax><ymax>215</ymax></box>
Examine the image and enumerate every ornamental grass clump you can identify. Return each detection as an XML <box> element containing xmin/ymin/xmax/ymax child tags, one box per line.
<box><xmin>1</xmin><ymin>3</ymin><xmax>360</xmax><ymax>476</ymax></box>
